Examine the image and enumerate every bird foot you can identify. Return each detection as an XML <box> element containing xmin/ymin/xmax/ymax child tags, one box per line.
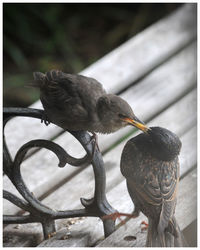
<box><xmin>47</xmin><ymin>231</ymin><xmax>56</xmax><ymax>239</ymax></box>
<box><xmin>91</xmin><ymin>132</ymin><xmax>100</xmax><ymax>150</ymax></box>
<box><xmin>41</xmin><ymin>113</ymin><xmax>51</xmax><ymax>126</ymax></box>
<box><xmin>141</xmin><ymin>221</ymin><xmax>149</xmax><ymax>231</ymax></box>
<box><xmin>102</xmin><ymin>212</ymin><xmax>126</xmax><ymax>226</ymax></box>
<box><xmin>86</xmin><ymin>133</ymin><xmax>100</xmax><ymax>158</ymax></box>
<box><xmin>132</xmin><ymin>207</ymin><xmax>140</xmax><ymax>218</ymax></box>
<box><xmin>102</xmin><ymin>211</ymin><xmax>138</xmax><ymax>223</ymax></box>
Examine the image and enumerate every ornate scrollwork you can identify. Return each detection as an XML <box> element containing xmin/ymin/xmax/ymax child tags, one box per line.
<box><xmin>3</xmin><ymin>107</ymin><xmax>116</xmax><ymax>239</ymax></box>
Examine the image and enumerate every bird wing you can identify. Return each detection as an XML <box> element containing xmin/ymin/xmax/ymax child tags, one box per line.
<box><xmin>120</xmin><ymin>135</ymin><xmax>179</xmax><ymax>225</ymax></box>
<box><xmin>41</xmin><ymin>70</ymin><xmax>84</xmax><ymax>109</ymax></box>
<box><xmin>157</xmin><ymin>159</ymin><xmax>179</xmax><ymax>234</ymax></box>
<box><xmin>36</xmin><ymin>70</ymin><xmax>106</xmax><ymax>122</ymax></box>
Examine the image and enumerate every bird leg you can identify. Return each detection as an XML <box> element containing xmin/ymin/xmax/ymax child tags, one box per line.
<box><xmin>91</xmin><ymin>132</ymin><xmax>100</xmax><ymax>151</ymax></box>
<box><xmin>132</xmin><ymin>206</ymin><xmax>140</xmax><ymax>217</ymax></box>
<box><xmin>141</xmin><ymin>221</ymin><xmax>149</xmax><ymax>231</ymax></box>
<box><xmin>86</xmin><ymin>132</ymin><xmax>100</xmax><ymax>158</ymax></box>
<box><xmin>41</xmin><ymin>112</ymin><xmax>51</xmax><ymax>126</ymax></box>
<box><xmin>102</xmin><ymin>209</ymin><xmax>139</xmax><ymax>223</ymax></box>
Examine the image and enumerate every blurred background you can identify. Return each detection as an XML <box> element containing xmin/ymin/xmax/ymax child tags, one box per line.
<box><xmin>3</xmin><ymin>3</ymin><xmax>181</xmax><ymax>107</ymax></box>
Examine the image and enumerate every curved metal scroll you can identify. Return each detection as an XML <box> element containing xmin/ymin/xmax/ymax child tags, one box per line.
<box><xmin>3</xmin><ymin>107</ymin><xmax>116</xmax><ymax>240</ymax></box>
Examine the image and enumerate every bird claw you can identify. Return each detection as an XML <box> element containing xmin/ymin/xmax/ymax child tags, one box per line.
<box><xmin>132</xmin><ymin>207</ymin><xmax>140</xmax><ymax>218</ymax></box>
<box><xmin>141</xmin><ymin>221</ymin><xmax>149</xmax><ymax>231</ymax></box>
<box><xmin>102</xmin><ymin>212</ymin><xmax>121</xmax><ymax>221</ymax></box>
<box><xmin>102</xmin><ymin>212</ymin><xmax>128</xmax><ymax>227</ymax></box>
<box><xmin>41</xmin><ymin>113</ymin><xmax>51</xmax><ymax>126</ymax></box>
<box><xmin>91</xmin><ymin>133</ymin><xmax>100</xmax><ymax>151</ymax></box>
<box><xmin>47</xmin><ymin>231</ymin><xmax>56</xmax><ymax>239</ymax></box>
<box><xmin>86</xmin><ymin>133</ymin><xmax>100</xmax><ymax>159</ymax></box>
<box><xmin>102</xmin><ymin>211</ymin><xmax>138</xmax><ymax>224</ymax></box>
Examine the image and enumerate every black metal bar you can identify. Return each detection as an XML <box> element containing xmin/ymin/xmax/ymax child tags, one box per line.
<box><xmin>3</xmin><ymin>107</ymin><xmax>116</xmax><ymax>241</ymax></box>
<box><xmin>3</xmin><ymin>190</ymin><xmax>33</xmax><ymax>213</ymax></box>
<box><xmin>41</xmin><ymin>220</ymin><xmax>56</xmax><ymax>239</ymax></box>
<box><xmin>3</xmin><ymin>215</ymin><xmax>38</xmax><ymax>224</ymax></box>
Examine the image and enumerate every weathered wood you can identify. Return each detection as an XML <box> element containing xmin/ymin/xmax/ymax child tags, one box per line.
<box><xmin>96</xmin><ymin>168</ymin><xmax>197</xmax><ymax>247</ymax></box>
<box><xmin>3</xmin><ymin>222</ymin><xmax>43</xmax><ymax>247</ymax></box>
<box><xmin>37</xmin><ymin>228</ymin><xmax>90</xmax><ymax>247</ymax></box>
<box><xmin>5</xmin><ymin>39</ymin><xmax>195</xmax><ymax>167</ymax></box>
<box><xmin>104</xmin><ymin>126</ymin><xmax>197</xmax><ymax>220</ymax></box>
<box><xmin>3</xmin><ymin>109</ymin><xmax>197</xmax><ymax>247</ymax></box>
<box><xmin>3</xmin><ymin>230</ymin><xmax>37</xmax><ymax>247</ymax></box>
<box><xmin>98</xmin><ymin>42</ymin><xmax>197</xmax><ymax>150</ymax></box>
<box><xmin>3</xmin><ymin>88</ymin><xmax>197</xmax><ymax>215</ymax></box>
<box><xmin>3</xmin><ymin>43</ymin><xmax>197</xmax><ymax>212</ymax></box>
<box><xmin>3</xmin><ymin>4</ymin><xmax>197</xmax><ymax>247</ymax></box>
<box><xmin>4</xmin><ymin>4</ymin><xmax>196</xmax><ymax>159</ymax></box>
<box><xmin>179</xmin><ymin>126</ymin><xmax>197</xmax><ymax>176</ymax></box>
<box><xmin>183</xmin><ymin>220</ymin><xmax>197</xmax><ymax>247</ymax></box>
<box><xmin>81</xmin><ymin>3</ymin><xmax>197</xmax><ymax>94</ymax></box>
<box><xmin>4</xmin><ymin>143</ymin><xmax>196</xmax><ymax>247</ymax></box>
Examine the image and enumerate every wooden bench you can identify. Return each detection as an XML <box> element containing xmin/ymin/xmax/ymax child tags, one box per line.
<box><xmin>3</xmin><ymin>3</ymin><xmax>197</xmax><ymax>247</ymax></box>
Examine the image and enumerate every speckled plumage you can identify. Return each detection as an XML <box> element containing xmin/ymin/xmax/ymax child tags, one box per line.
<box><xmin>32</xmin><ymin>70</ymin><xmax>145</xmax><ymax>134</ymax></box>
<box><xmin>120</xmin><ymin>127</ymin><xmax>186</xmax><ymax>247</ymax></box>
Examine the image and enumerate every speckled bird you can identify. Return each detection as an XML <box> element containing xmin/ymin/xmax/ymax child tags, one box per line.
<box><xmin>120</xmin><ymin>126</ymin><xmax>186</xmax><ymax>247</ymax></box>
<box><xmin>32</xmin><ymin>70</ymin><xmax>148</xmax><ymax>136</ymax></box>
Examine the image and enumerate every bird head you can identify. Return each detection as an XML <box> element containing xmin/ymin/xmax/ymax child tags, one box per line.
<box><xmin>146</xmin><ymin>126</ymin><xmax>182</xmax><ymax>160</ymax></box>
<box><xmin>96</xmin><ymin>94</ymin><xmax>149</xmax><ymax>133</ymax></box>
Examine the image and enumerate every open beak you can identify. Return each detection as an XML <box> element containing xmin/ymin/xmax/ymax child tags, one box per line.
<box><xmin>122</xmin><ymin>117</ymin><xmax>150</xmax><ymax>132</ymax></box>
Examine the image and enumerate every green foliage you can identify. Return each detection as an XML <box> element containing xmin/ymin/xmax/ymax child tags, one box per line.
<box><xmin>3</xmin><ymin>3</ymin><xmax>180</xmax><ymax>107</ymax></box>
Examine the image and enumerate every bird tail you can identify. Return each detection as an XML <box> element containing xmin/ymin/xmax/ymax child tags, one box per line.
<box><xmin>146</xmin><ymin>217</ymin><xmax>187</xmax><ymax>247</ymax></box>
<box><xmin>25</xmin><ymin>72</ymin><xmax>46</xmax><ymax>88</ymax></box>
<box><xmin>27</xmin><ymin>70</ymin><xmax>63</xmax><ymax>89</ymax></box>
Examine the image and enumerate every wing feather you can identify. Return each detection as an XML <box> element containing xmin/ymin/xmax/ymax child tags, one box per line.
<box><xmin>120</xmin><ymin>135</ymin><xmax>179</xmax><ymax>223</ymax></box>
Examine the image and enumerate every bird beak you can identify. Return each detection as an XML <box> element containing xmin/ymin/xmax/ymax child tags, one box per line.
<box><xmin>122</xmin><ymin>117</ymin><xmax>150</xmax><ymax>132</ymax></box>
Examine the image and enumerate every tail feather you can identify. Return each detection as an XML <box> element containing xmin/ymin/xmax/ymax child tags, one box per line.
<box><xmin>25</xmin><ymin>72</ymin><xmax>46</xmax><ymax>88</ymax></box>
<box><xmin>45</xmin><ymin>70</ymin><xmax>63</xmax><ymax>82</ymax></box>
<box><xmin>146</xmin><ymin>217</ymin><xmax>187</xmax><ymax>247</ymax></box>
<box><xmin>27</xmin><ymin>70</ymin><xmax>67</xmax><ymax>89</ymax></box>
<box><xmin>28</xmin><ymin>71</ymin><xmax>60</xmax><ymax>89</ymax></box>
<box><xmin>33</xmin><ymin>71</ymin><xmax>46</xmax><ymax>81</ymax></box>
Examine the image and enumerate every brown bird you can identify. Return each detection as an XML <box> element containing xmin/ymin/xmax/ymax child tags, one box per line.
<box><xmin>120</xmin><ymin>126</ymin><xmax>186</xmax><ymax>247</ymax></box>
<box><xmin>32</xmin><ymin>70</ymin><xmax>148</xmax><ymax>137</ymax></box>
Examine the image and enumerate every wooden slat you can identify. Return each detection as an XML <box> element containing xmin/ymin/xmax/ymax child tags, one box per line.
<box><xmin>3</xmin><ymin>42</ymin><xmax>196</xmax><ymax>170</ymax></box>
<box><xmin>96</xmin><ymin>168</ymin><xmax>197</xmax><ymax>247</ymax></box>
<box><xmin>4</xmin><ymin>4</ymin><xmax>196</xmax><ymax>158</ymax></box>
<box><xmin>98</xmin><ymin>42</ymin><xmax>196</xmax><ymax>150</ymax></box>
<box><xmin>81</xmin><ymin>3</ymin><xmax>196</xmax><ymax>94</ymax></box>
<box><xmin>3</xmin><ymin>231</ymin><xmax>37</xmax><ymax>247</ymax></box>
<box><xmin>3</xmin><ymin>98</ymin><xmax>197</xmax><ymax>247</ymax></box>
<box><xmin>49</xmin><ymin>126</ymin><xmax>196</xmax><ymax>248</ymax></box>
<box><xmin>3</xmin><ymin>83</ymin><xmax>197</xmax><ymax>215</ymax></box>
<box><xmin>3</xmin><ymin>4</ymin><xmax>197</xmax><ymax>246</ymax></box>
<box><xmin>6</xmin><ymin>40</ymin><xmax>196</xmax><ymax>163</ymax></box>
<box><xmin>4</xmin><ymin>128</ymin><xmax>196</xmax><ymax>247</ymax></box>
<box><xmin>37</xmin><ymin>228</ymin><xmax>90</xmax><ymax>247</ymax></box>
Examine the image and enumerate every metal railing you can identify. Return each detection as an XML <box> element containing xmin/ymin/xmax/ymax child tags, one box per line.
<box><xmin>3</xmin><ymin>107</ymin><xmax>116</xmax><ymax>239</ymax></box>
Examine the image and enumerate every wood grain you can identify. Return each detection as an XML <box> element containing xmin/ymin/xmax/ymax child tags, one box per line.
<box><xmin>3</xmin><ymin>113</ymin><xmax>197</xmax><ymax>247</ymax></box>
<box><xmin>3</xmin><ymin>4</ymin><xmax>197</xmax><ymax>247</ymax></box>
<box><xmin>4</xmin><ymin>4</ymin><xmax>196</xmax><ymax>159</ymax></box>
<box><xmin>3</xmin><ymin>88</ymin><xmax>197</xmax><ymax>215</ymax></box>
<box><xmin>96</xmin><ymin>168</ymin><xmax>197</xmax><ymax>247</ymax></box>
